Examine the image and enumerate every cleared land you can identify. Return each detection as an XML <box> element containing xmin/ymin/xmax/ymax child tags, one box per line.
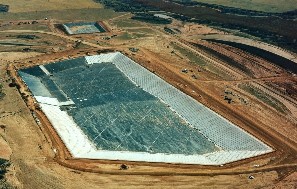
<box><xmin>193</xmin><ymin>0</ymin><xmax>297</xmax><ymax>13</ymax></box>
<box><xmin>0</xmin><ymin>0</ymin><xmax>102</xmax><ymax>13</ymax></box>
<box><xmin>1</xmin><ymin>1</ymin><xmax>297</xmax><ymax>188</ymax></box>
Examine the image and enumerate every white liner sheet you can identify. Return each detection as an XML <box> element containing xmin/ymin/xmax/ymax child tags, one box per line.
<box><xmin>34</xmin><ymin>52</ymin><xmax>273</xmax><ymax>165</ymax></box>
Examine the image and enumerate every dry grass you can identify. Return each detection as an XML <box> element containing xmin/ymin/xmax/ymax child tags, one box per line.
<box><xmin>0</xmin><ymin>0</ymin><xmax>102</xmax><ymax>13</ymax></box>
<box><xmin>0</xmin><ymin>8</ymin><xmax>122</xmax><ymax>22</ymax></box>
<box><xmin>0</xmin><ymin>52</ymin><xmax>43</xmax><ymax>61</ymax></box>
<box><xmin>193</xmin><ymin>0</ymin><xmax>297</xmax><ymax>12</ymax></box>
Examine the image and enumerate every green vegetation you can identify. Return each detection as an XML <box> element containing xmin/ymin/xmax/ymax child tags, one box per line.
<box><xmin>205</xmin><ymin>64</ymin><xmax>233</xmax><ymax>80</ymax></box>
<box><xmin>0</xmin><ymin>158</ymin><xmax>8</xmax><ymax>179</ymax></box>
<box><xmin>171</xmin><ymin>43</ymin><xmax>206</xmax><ymax>66</ymax></box>
<box><xmin>95</xmin><ymin>0</ymin><xmax>158</xmax><ymax>12</ymax></box>
<box><xmin>117</xmin><ymin>32</ymin><xmax>133</xmax><ymax>40</ymax></box>
<box><xmin>164</xmin><ymin>27</ymin><xmax>176</xmax><ymax>34</ymax></box>
<box><xmin>207</xmin><ymin>39</ymin><xmax>297</xmax><ymax>74</ymax></box>
<box><xmin>0</xmin><ymin>158</ymin><xmax>12</xmax><ymax>189</ymax></box>
<box><xmin>0</xmin><ymin>4</ymin><xmax>8</xmax><ymax>12</ymax></box>
<box><xmin>135</xmin><ymin>1</ymin><xmax>297</xmax><ymax>53</ymax></box>
<box><xmin>117</xmin><ymin>32</ymin><xmax>148</xmax><ymax>40</ymax></box>
<box><xmin>16</xmin><ymin>35</ymin><xmax>40</xmax><ymax>40</ymax></box>
<box><xmin>0</xmin><ymin>84</ymin><xmax>5</xmax><ymax>100</ymax></box>
<box><xmin>112</xmin><ymin>19</ymin><xmax>144</xmax><ymax>28</ymax></box>
<box><xmin>240</xmin><ymin>84</ymin><xmax>288</xmax><ymax>113</ymax></box>
<box><xmin>191</xmin><ymin>42</ymin><xmax>253</xmax><ymax>76</ymax></box>
<box><xmin>132</xmin><ymin>33</ymin><xmax>148</xmax><ymax>38</ymax></box>
<box><xmin>192</xmin><ymin>0</ymin><xmax>297</xmax><ymax>13</ymax></box>
<box><xmin>132</xmin><ymin>13</ymin><xmax>172</xmax><ymax>25</ymax></box>
<box><xmin>171</xmin><ymin>43</ymin><xmax>233</xmax><ymax>80</ymax></box>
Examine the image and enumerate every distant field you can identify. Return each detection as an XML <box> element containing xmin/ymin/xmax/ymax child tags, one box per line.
<box><xmin>0</xmin><ymin>0</ymin><xmax>102</xmax><ymax>13</ymax></box>
<box><xmin>239</xmin><ymin>84</ymin><xmax>288</xmax><ymax>113</ymax></box>
<box><xmin>117</xmin><ymin>32</ymin><xmax>144</xmax><ymax>40</ymax></box>
<box><xmin>0</xmin><ymin>8</ymin><xmax>122</xmax><ymax>21</ymax></box>
<box><xmin>112</xmin><ymin>19</ymin><xmax>144</xmax><ymax>28</ymax></box>
<box><xmin>126</xmin><ymin>28</ymin><xmax>156</xmax><ymax>35</ymax></box>
<box><xmin>193</xmin><ymin>0</ymin><xmax>297</xmax><ymax>12</ymax></box>
<box><xmin>171</xmin><ymin>43</ymin><xmax>206</xmax><ymax>66</ymax></box>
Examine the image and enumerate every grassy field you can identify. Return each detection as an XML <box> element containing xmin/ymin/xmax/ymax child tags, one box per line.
<box><xmin>240</xmin><ymin>84</ymin><xmax>288</xmax><ymax>113</ymax></box>
<box><xmin>0</xmin><ymin>84</ymin><xmax>4</xmax><ymax>100</ymax></box>
<box><xmin>193</xmin><ymin>0</ymin><xmax>297</xmax><ymax>12</ymax></box>
<box><xmin>171</xmin><ymin>43</ymin><xmax>207</xmax><ymax>66</ymax></box>
<box><xmin>0</xmin><ymin>0</ymin><xmax>102</xmax><ymax>13</ymax></box>
<box><xmin>1</xmin><ymin>23</ymin><xmax>50</xmax><ymax>31</ymax></box>
<box><xmin>117</xmin><ymin>32</ymin><xmax>134</xmax><ymax>40</ymax></box>
<box><xmin>0</xmin><ymin>8</ymin><xmax>122</xmax><ymax>21</ymax></box>
<box><xmin>171</xmin><ymin>43</ymin><xmax>233</xmax><ymax>80</ymax></box>
<box><xmin>112</xmin><ymin>19</ymin><xmax>145</xmax><ymax>28</ymax></box>
<box><xmin>126</xmin><ymin>28</ymin><xmax>156</xmax><ymax>35</ymax></box>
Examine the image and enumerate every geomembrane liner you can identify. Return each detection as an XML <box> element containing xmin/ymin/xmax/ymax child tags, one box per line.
<box><xmin>18</xmin><ymin>52</ymin><xmax>273</xmax><ymax>165</ymax></box>
<box><xmin>62</xmin><ymin>22</ymin><xmax>106</xmax><ymax>35</ymax></box>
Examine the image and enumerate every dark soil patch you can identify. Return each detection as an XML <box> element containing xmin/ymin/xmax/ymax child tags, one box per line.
<box><xmin>208</xmin><ymin>39</ymin><xmax>297</xmax><ymax>74</ymax></box>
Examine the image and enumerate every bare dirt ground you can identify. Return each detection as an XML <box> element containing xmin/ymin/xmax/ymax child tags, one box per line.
<box><xmin>0</xmin><ymin>134</ymin><xmax>11</xmax><ymax>160</ymax></box>
<box><xmin>1</xmin><ymin>66</ymin><xmax>287</xmax><ymax>188</ymax></box>
<box><xmin>1</xmin><ymin>11</ymin><xmax>297</xmax><ymax>189</ymax></box>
